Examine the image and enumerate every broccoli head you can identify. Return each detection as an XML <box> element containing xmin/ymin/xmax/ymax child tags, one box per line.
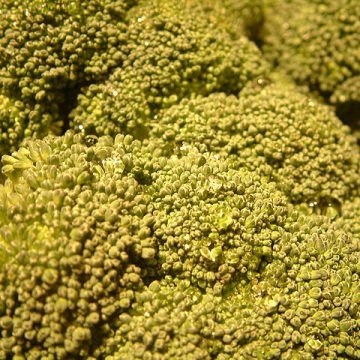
<box><xmin>96</xmin><ymin>204</ymin><xmax>360</xmax><ymax>359</ymax></box>
<box><xmin>147</xmin><ymin>147</ymin><xmax>288</xmax><ymax>289</ymax></box>
<box><xmin>0</xmin><ymin>0</ymin><xmax>359</xmax><ymax>359</ymax></box>
<box><xmin>184</xmin><ymin>0</ymin><xmax>264</xmax><ymax>41</ymax></box>
<box><xmin>0</xmin><ymin>130</ymin><xmax>358</xmax><ymax>359</ymax></box>
<box><xmin>0</xmin><ymin>0</ymin><xmax>137</xmax><ymax>155</ymax></box>
<box><xmin>70</xmin><ymin>0</ymin><xmax>268</xmax><ymax>138</ymax></box>
<box><xmin>0</xmin><ymin>131</ymin><xmax>162</xmax><ymax>359</ymax></box>
<box><xmin>150</xmin><ymin>83</ymin><xmax>360</xmax><ymax>204</ymax></box>
<box><xmin>262</xmin><ymin>0</ymin><xmax>360</xmax><ymax>136</ymax></box>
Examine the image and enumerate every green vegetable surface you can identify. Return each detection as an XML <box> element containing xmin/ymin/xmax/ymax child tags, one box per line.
<box><xmin>0</xmin><ymin>0</ymin><xmax>359</xmax><ymax>359</ymax></box>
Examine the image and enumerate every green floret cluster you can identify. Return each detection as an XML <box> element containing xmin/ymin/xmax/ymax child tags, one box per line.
<box><xmin>0</xmin><ymin>0</ymin><xmax>359</xmax><ymax>359</ymax></box>
<box><xmin>150</xmin><ymin>84</ymin><xmax>360</xmax><ymax>204</ymax></box>
<box><xmin>70</xmin><ymin>0</ymin><xmax>268</xmax><ymax>138</ymax></box>
<box><xmin>0</xmin><ymin>0</ymin><xmax>138</xmax><ymax>154</ymax></box>
<box><xmin>183</xmin><ymin>0</ymin><xmax>264</xmax><ymax>41</ymax></box>
<box><xmin>1</xmin><ymin>133</ymin><xmax>359</xmax><ymax>359</ymax></box>
<box><xmin>0</xmin><ymin>133</ymin><xmax>163</xmax><ymax>358</ymax></box>
<box><xmin>262</xmin><ymin>0</ymin><xmax>360</xmax><ymax>138</ymax></box>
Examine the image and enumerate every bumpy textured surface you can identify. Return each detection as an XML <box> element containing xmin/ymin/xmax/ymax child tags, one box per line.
<box><xmin>185</xmin><ymin>0</ymin><xmax>264</xmax><ymax>41</ymax></box>
<box><xmin>148</xmin><ymin>149</ymin><xmax>288</xmax><ymax>289</ymax></box>
<box><xmin>0</xmin><ymin>133</ymin><xmax>359</xmax><ymax>359</ymax></box>
<box><xmin>0</xmin><ymin>0</ymin><xmax>359</xmax><ymax>359</ymax></box>
<box><xmin>262</xmin><ymin>0</ymin><xmax>360</xmax><ymax>135</ymax></box>
<box><xmin>0</xmin><ymin>133</ymin><xmax>162</xmax><ymax>359</ymax></box>
<box><xmin>0</xmin><ymin>96</ymin><xmax>32</xmax><ymax>157</ymax></box>
<box><xmin>150</xmin><ymin>84</ymin><xmax>360</xmax><ymax>204</ymax></box>
<box><xmin>99</xmin><ymin>195</ymin><xmax>360</xmax><ymax>360</ymax></box>
<box><xmin>70</xmin><ymin>0</ymin><xmax>268</xmax><ymax>138</ymax></box>
<box><xmin>0</xmin><ymin>0</ymin><xmax>137</xmax><ymax>155</ymax></box>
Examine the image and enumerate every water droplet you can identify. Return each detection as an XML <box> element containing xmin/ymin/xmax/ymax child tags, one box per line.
<box><xmin>207</xmin><ymin>176</ymin><xmax>223</xmax><ymax>192</ymax></box>
<box><xmin>137</xmin><ymin>16</ymin><xmax>144</xmax><ymax>23</ymax></box>
<box><xmin>179</xmin><ymin>143</ymin><xmax>193</xmax><ymax>152</ymax></box>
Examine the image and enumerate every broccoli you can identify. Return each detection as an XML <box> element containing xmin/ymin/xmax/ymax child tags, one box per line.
<box><xmin>0</xmin><ymin>96</ymin><xmax>34</xmax><ymax>158</ymax></box>
<box><xmin>150</xmin><ymin>83</ymin><xmax>360</xmax><ymax>204</ymax></box>
<box><xmin>0</xmin><ymin>132</ymin><xmax>164</xmax><ymax>359</ymax></box>
<box><xmin>0</xmin><ymin>131</ymin><xmax>359</xmax><ymax>359</ymax></box>
<box><xmin>184</xmin><ymin>0</ymin><xmax>264</xmax><ymax>41</ymax></box>
<box><xmin>69</xmin><ymin>0</ymin><xmax>268</xmax><ymax>138</ymax></box>
<box><xmin>147</xmin><ymin>147</ymin><xmax>289</xmax><ymax>289</ymax></box>
<box><xmin>0</xmin><ymin>0</ymin><xmax>137</xmax><ymax>155</ymax></box>
<box><xmin>262</xmin><ymin>0</ymin><xmax>360</xmax><ymax>137</ymax></box>
<box><xmin>0</xmin><ymin>0</ymin><xmax>359</xmax><ymax>359</ymax></box>
<box><xmin>99</xmin><ymin>212</ymin><xmax>360</xmax><ymax>360</ymax></box>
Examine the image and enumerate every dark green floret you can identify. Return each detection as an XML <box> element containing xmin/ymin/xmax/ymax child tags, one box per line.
<box><xmin>262</xmin><ymin>0</ymin><xmax>360</xmax><ymax>136</ymax></box>
<box><xmin>70</xmin><ymin>0</ymin><xmax>268</xmax><ymax>138</ymax></box>
<box><xmin>0</xmin><ymin>0</ymin><xmax>137</xmax><ymax>155</ymax></box>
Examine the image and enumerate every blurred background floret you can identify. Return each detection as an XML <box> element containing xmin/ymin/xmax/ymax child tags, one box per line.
<box><xmin>262</xmin><ymin>0</ymin><xmax>360</xmax><ymax>140</ymax></box>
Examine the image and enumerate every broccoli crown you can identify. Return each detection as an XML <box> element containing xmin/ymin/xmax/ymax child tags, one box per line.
<box><xmin>0</xmin><ymin>0</ymin><xmax>359</xmax><ymax>359</ymax></box>
<box><xmin>98</xmin><ymin>203</ymin><xmax>360</xmax><ymax>360</ymax></box>
<box><xmin>184</xmin><ymin>0</ymin><xmax>264</xmax><ymax>41</ymax></box>
<box><xmin>0</xmin><ymin>0</ymin><xmax>137</xmax><ymax>155</ymax></box>
<box><xmin>262</xmin><ymin>0</ymin><xmax>360</xmax><ymax>132</ymax></box>
<box><xmin>147</xmin><ymin>148</ymin><xmax>288</xmax><ymax>289</ymax></box>
<box><xmin>150</xmin><ymin>83</ymin><xmax>360</xmax><ymax>204</ymax></box>
<box><xmin>0</xmin><ymin>131</ymin><xmax>359</xmax><ymax>359</ymax></box>
<box><xmin>69</xmin><ymin>0</ymin><xmax>268</xmax><ymax>138</ymax></box>
<box><xmin>0</xmin><ymin>132</ymin><xmax>163</xmax><ymax>359</ymax></box>
<box><xmin>263</xmin><ymin>0</ymin><xmax>360</xmax><ymax>96</ymax></box>
<box><xmin>0</xmin><ymin>96</ymin><xmax>32</xmax><ymax>157</ymax></box>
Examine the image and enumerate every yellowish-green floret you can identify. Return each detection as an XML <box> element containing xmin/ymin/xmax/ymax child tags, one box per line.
<box><xmin>0</xmin><ymin>132</ymin><xmax>162</xmax><ymax>359</ymax></box>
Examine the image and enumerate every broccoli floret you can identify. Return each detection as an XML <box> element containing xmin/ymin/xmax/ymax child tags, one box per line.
<box><xmin>147</xmin><ymin>147</ymin><xmax>288</xmax><ymax>289</ymax></box>
<box><xmin>0</xmin><ymin>0</ymin><xmax>359</xmax><ymax>359</ymax></box>
<box><xmin>0</xmin><ymin>96</ymin><xmax>31</xmax><ymax>157</ymax></box>
<box><xmin>98</xmin><ymin>279</ymin><xmax>212</xmax><ymax>360</ymax></box>
<box><xmin>150</xmin><ymin>83</ymin><xmax>360</xmax><ymax>204</ymax></box>
<box><xmin>1</xmin><ymin>131</ymin><xmax>358</xmax><ymax>359</ymax></box>
<box><xmin>262</xmin><ymin>0</ymin><xmax>360</xmax><ymax>135</ymax></box>
<box><xmin>97</xmin><ymin>205</ymin><xmax>360</xmax><ymax>359</ymax></box>
<box><xmin>184</xmin><ymin>0</ymin><xmax>264</xmax><ymax>41</ymax></box>
<box><xmin>0</xmin><ymin>131</ymin><xmax>162</xmax><ymax>359</ymax></box>
<box><xmin>0</xmin><ymin>0</ymin><xmax>137</xmax><ymax>155</ymax></box>
<box><xmin>70</xmin><ymin>0</ymin><xmax>268</xmax><ymax>138</ymax></box>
